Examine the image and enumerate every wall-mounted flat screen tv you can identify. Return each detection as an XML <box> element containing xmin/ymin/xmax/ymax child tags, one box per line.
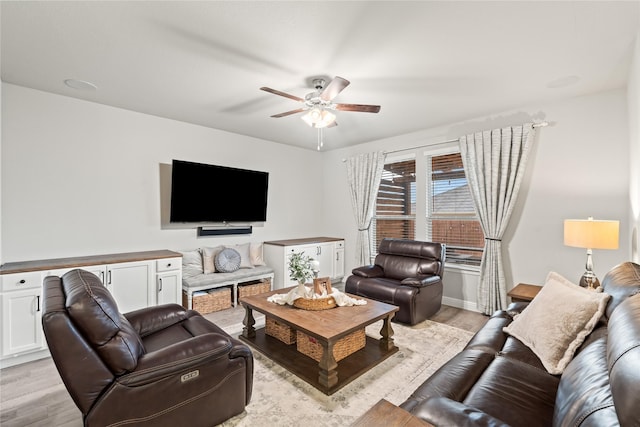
<box><xmin>170</xmin><ymin>159</ymin><xmax>269</xmax><ymax>223</ymax></box>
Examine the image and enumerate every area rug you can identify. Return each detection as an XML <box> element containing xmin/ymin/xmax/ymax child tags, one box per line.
<box><xmin>221</xmin><ymin>319</ymin><xmax>474</xmax><ymax>426</ymax></box>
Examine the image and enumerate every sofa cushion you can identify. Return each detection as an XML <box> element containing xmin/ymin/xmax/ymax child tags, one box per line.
<box><xmin>62</xmin><ymin>269</ymin><xmax>144</xmax><ymax>375</ymax></box>
<box><xmin>180</xmin><ymin>249</ymin><xmax>203</xmax><ymax>274</ymax></box>
<box><xmin>250</xmin><ymin>242</ymin><xmax>266</xmax><ymax>266</ymax></box>
<box><xmin>215</xmin><ymin>248</ymin><xmax>241</xmax><ymax>272</ymax></box>
<box><xmin>503</xmin><ymin>271</ymin><xmax>610</xmax><ymax>374</ymax></box>
<box><xmin>182</xmin><ymin>265</ymin><xmax>274</xmax><ymax>289</ymax></box>
<box><xmin>600</xmin><ymin>261</ymin><xmax>640</xmax><ymax>320</ymax></box>
<box><xmin>552</xmin><ymin>330</ymin><xmax>618</xmax><ymax>427</ymax></box>
<box><xmin>202</xmin><ymin>246</ymin><xmax>223</xmax><ymax>274</ymax></box>
<box><xmin>226</xmin><ymin>243</ymin><xmax>253</xmax><ymax>268</ymax></box>
<box><xmin>606</xmin><ymin>293</ymin><xmax>640</xmax><ymax>425</ymax></box>
<box><xmin>463</xmin><ymin>355</ymin><xmax>559</xmax><ymax>427</ymax></box>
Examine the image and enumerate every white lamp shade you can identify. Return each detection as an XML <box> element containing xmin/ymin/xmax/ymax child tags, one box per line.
<box><xmin>564</xmin><ymin>219</ymin><xmax>619</xmax><ymax>249</ymax></box>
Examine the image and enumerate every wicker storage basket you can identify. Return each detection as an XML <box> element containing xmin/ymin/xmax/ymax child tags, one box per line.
<box><xmin>296</xmin><ymin>328</ymin><xmax>366</xmax><ymax>362</ymax></box>
<box><xmin>293</xmin><ymin>296</ymin><xmax>337</xmax><ymax>311</ymax></box>
<box><xmin>265</xmin><ymin>317</ymin><xmax>296</xmax><ymax>344</ymax></box>
<box><xmin>182</xmin><ymin>287</ymin><xmax>232</xmax><ymax>314</ymax></box>
<box><xmin>237</xmin><ymin>278</ymin><xmax>271</xmax><ymax>299</ymax></box>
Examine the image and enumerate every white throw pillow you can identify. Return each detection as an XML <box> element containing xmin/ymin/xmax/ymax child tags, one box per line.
<box><xmin>202</xmin><ymin>246</ymin><xmax>223</xmax><ymax>274</ymax></box>
<box><xmin>250</xmin><ymin>242</ymin><xmax>266</xmax><ymax>266</ymax></box>
<box><xmin>180</xmin><ymin>249</ymin><xmax>203</xmax><ymax>276</ymax></box>
<box><xmin>503</xmin><ymin>271</ymin><xmax>610</xmax><ymax>375</ymax></box>
<box><xmin>227</xmin><ymin>243</ymin><xmax>253</xmax><ymax>268</ymax></box>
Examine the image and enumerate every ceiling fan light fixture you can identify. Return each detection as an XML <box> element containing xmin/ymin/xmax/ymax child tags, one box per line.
<box><xmin>301</xmin><ymin>107</ymin><xmax>336</xmax><ymax>128</ymax></box>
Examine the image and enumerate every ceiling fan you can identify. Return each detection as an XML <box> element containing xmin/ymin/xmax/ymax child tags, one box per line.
<box><xmin>260</xmin><ymin>76</ymin><xmax>381</xmax><ymax>137</ymax></box>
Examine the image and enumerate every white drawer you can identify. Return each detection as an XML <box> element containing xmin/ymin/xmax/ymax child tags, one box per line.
<box><xmin>1</xmin><ymin>271</ymin><xmax>42</xmax><ymax>292</ymax></box>
<box><xmin>335</xmin><ymin>241</ymin><xmax>344</xmax><ymax>248</ymax></box>
<box><xmin>156</xmin><ymin>257</ymin><xmax>181</xmax><ymax>272</ymax></box>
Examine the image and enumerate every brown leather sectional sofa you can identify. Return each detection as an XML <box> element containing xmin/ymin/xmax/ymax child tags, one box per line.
<box><xmin>399</xmin><ymin>261</ymin><xmax>640</xmax><ymax>426</ymax></box>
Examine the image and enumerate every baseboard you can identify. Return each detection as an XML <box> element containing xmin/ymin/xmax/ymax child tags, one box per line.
<box><xmin>0</xmin><ymin>349</ymin><xmax>51</xmax><ymax>370</ymax></box>
<box><xmin>442</xmin><ymin>296</ymin><xmax>479</xmax><ymax>313</ymax></box>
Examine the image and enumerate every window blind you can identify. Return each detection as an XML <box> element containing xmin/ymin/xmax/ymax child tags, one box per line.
<box><xmin>427</xmin><ymin>153</ymin><xmax>484</xmax><ymax>266</ymax></box>
<box><xmin>371</xmin><ymin>159</ymin><xmax>416</xmax><ymax>257</ymax></box>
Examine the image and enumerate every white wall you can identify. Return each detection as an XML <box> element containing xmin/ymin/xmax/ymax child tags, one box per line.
<box><xmin>1</xmin><ymin>83</ymin><xmax>325</xmax><ymax>262</ymax></box>
<box><xmin>2</xmin><ymin>83</ymin><xmax>632</xmax><ymax>310</ymax></box>
<box><xmin>628</xmin><ymin>31</ymin><xmax>640</xmax><ymax>262</ymax></box>
<box><xmin>323</xmin><ymin>89</ymin><xmax>630</xmax><ymax>310</ymax></box>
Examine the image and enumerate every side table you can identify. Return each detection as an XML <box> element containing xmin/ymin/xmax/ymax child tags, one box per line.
<box><xmin>507</xmin><ymin>283</ymin><xmax>542</xmax><ymax>303</ymax></box>
<box><xmin>351</xmin><ymin>399</ymin><xmax>434</xmax><ymax>427</ymax></box>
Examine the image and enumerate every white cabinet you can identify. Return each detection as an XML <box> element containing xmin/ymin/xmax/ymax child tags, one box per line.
<box><xmin>155</xmin><ymin>257</ymin><xmax>182</xmax><ymax>305</ymax></box>
<box><xmin>0</xmin><ymin>250</ymin><xmax>182</xmax><ymax>368</ymax></box>
<box><xmin>107</xmin><ymin>261</ymin><xmax>154</xmax><ymax>313</ymax></box>
<box><xmin>1</xmin><ymin>272</ymin><xmax>45</xmax><ymax>359</ymax></box>
<box><xmin>263</xmin><ymin>237</ymin><xmax>345</xmax><ymax>290</ymax></box>
<box><xmin>41</xmin><ymin>261</ymin><xmax>156</xmax><ymax>313</ymax></box>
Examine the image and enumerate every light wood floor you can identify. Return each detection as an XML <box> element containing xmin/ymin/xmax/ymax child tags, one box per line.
<box><xmin>0</xmin><ymin>304</ymin><xmax>487</xmax><ymax>427</ymax></box>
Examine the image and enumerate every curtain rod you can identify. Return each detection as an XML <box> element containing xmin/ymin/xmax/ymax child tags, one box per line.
<box><xmin>342</xmin><ymin>121</ymin><xmax>548</xmax><ymax>160</ymax></box>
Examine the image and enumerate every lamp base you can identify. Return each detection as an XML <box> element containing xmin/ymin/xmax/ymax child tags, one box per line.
<box><xmin>579</xmin><ymin>272</ymin><xmax>600</xmax><ymax>290</ymax></box>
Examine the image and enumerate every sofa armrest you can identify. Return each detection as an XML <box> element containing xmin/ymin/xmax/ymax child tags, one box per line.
<box><xmin>401</xmin><ymin>275</ymin><xmax>441</xmax><ymax>287</ymax></box>
<box><xmin>119</xmin><ymin>333</ymin><xmax>234</xmax><ymax>386</ymax></box>
<box><xmin>414</xmin><ymin>397</ymin><xmax>510</xmax><ymax>427</ymax></box>
<box><xmin>124</xmin><ymin>303</ymin><xmax>190</xmax><ymax>337</ymax></box>
<box><xmin>352</xmin><ymin>265</ymin><xmax>385</xmax><ymax>278</ymax></box>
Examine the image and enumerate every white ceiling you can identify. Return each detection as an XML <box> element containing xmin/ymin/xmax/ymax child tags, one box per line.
<box><xmin>2</xmin><ymin>1</ymin><xmax>639</xmax><ymax>151</ymax></box>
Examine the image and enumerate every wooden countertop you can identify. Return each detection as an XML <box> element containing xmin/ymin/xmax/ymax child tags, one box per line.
<box><xmin>263</xmin><ymin>237</ymin><xmax>343</xmax><ymax>246</ymax></box>
<box><xmin>0</xmin><ymin>249</ymin><xmax>182</xmax><ymax>274</ymax></box>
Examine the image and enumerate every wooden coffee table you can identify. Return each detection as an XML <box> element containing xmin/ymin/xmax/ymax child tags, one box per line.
<box><xmin>239</xmin><ymin>287</ymin><xmax>399</xmax><ymax>395</ymax></box>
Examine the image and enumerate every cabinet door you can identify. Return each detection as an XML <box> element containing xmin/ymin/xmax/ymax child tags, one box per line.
<box><xmin>295</xmin><ymin>243</ymin><xmax>333</xmax><ymax>279</ymax></box>
<box><xmin>156</xmin><ymin>271</ymin><xmax>181</xmax><ymax>305</ymax></box>
<box><xmin>1</xmin><ymin>288</ymin><xmax>44</xmax><ymax>357</ymax></box>
<box><xmin>44</xmin><ymin>265</ymin><xmax>107</xmax><ymax>284</ymax></box>
<box><xmin>315</xmin><ymin>243</ymin><xmax>334</xmax><ymax>279</ymax></box>
<box><xmin>107</xmin><ymin>261</ymin><xmax>153</xmax><ymax>313</ymax></box>
<box><xmin>334</xmin><ymin>241</ymin><xmax>345</xmax><ymax>280</ymax></box>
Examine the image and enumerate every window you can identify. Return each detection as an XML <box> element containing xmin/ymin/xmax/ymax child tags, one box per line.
<box><xmin>369</xmin><ymin>151</ymin><xmax>484</xmax><ymax>268</ymax></box>
<box><xmin>427</xmin><ymin>152</ymin><xmax>484</xmax><ymax>266</ymax></box>
<box><xmin>370</xmin><ymin>159</ymin><xmax>416</xmax><ymax>259</ymax></box>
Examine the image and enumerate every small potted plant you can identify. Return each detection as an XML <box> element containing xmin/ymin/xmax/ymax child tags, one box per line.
<box><xmin>288</xmin><ymin>251</ymin><xmax>313</xmax><ymax>296</ymax></box>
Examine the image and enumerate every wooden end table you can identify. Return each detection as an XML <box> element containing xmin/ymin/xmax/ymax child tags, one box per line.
<box><xmin>507</xmin><ymin>283</ymin><xmax>542</xmax><ymax>303</ymax></box>
<box><xmin>239</xmin><ymin>287</ymin><xmax>399</xmax><ymax>395</ymax></box>
<box><xmin>351</xmin><ymin>399</ymin><xmax>434</xmax><ymax>427</ymax></box>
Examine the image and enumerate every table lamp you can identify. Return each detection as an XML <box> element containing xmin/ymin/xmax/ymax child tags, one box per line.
<box><xmin>564</xmin><ymin>217</ymin><xmax>619</xmax><ymax>289</ymax></box>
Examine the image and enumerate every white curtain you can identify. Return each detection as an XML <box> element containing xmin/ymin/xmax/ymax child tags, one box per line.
<box><xmin>459</xmin><ymin>124</ymin><xmax>535</xmax><ymax>315</ymax></box>
<box><xmin>346</xmin><ymin>151</ymin><xmax>387</xmax><ymax>266</ymax></box>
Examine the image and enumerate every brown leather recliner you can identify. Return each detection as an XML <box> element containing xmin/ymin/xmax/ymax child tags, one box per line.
<box><xmin>345</xmin><ymin>238</ymin><xmax>445</xmax><ymax>325</ymax></box>
<box><xmin>42</xmin><ymin>269</ymin><xmax>253</xmax><ymax>427</ymax></box>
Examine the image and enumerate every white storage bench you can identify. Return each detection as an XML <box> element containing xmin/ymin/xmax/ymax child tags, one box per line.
<box><xmin>182</xmin><ymin>265</ymin><xmax>274</xmax><ymax>311</ymax></box>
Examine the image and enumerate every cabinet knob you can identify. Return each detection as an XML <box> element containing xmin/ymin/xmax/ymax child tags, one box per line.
<box><xmin>19</xmin><ymin>279</ymin><xmax>26</xmax><ymax>284</ymax></box>
<box><xmin>167</xmin><ymin>263</ymin><xmax>172</xmax><ymax>267</ymax></box>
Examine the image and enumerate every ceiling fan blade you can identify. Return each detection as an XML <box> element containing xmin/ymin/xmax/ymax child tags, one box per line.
<box><xmin>270</xmin><ymin>108</ymin><xmax>306</xmax><ymax>118</ymax></box>
<box><xmin>320</xmin><ymin>76</ymin><xmax>350</xmax><ymax>101</ymax></box>
<box><xmin>335</xmin><ymin>103</ymin><xmax>381</xmax><ymax>113</ymax></box>
<box><xmin>260</xmin><ymin>87</ymin><xmax>304</xmax><ymax>102</ymax></box>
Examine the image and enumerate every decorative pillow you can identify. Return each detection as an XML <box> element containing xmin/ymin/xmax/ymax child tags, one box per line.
<box><xmin>215</xmin><ymin>248</ymin><xmax>242</xmax><ymax>273</ymax></box>
<box><xmin>202</xmin><ymin>246</ymin><xmax>223</xmax><ymax>274</ymax></box>
<box><xmin>227</xmin><ymin>243</ymin><xmax>253</xmax><ymax>269</ymax></box>
<box><xmin>180</xmin><ymin>250</ymin><xmax>203</xmax><ymax>273</ymax></box>
<box><xmin>250</xmin><ymin>242</ymin><xmax>266</xmax><ymax>266</ymax></box>
<box><xmin>503</xmin><ymin>271</ymin><xmax>610</xmax><ymax>375</ymax></box>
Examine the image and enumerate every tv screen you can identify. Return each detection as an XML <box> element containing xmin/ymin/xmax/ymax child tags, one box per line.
<box><xmin>170</xmin><ymin>160</ymin><xmax>269</xmax><ymax>223</ymax></box>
